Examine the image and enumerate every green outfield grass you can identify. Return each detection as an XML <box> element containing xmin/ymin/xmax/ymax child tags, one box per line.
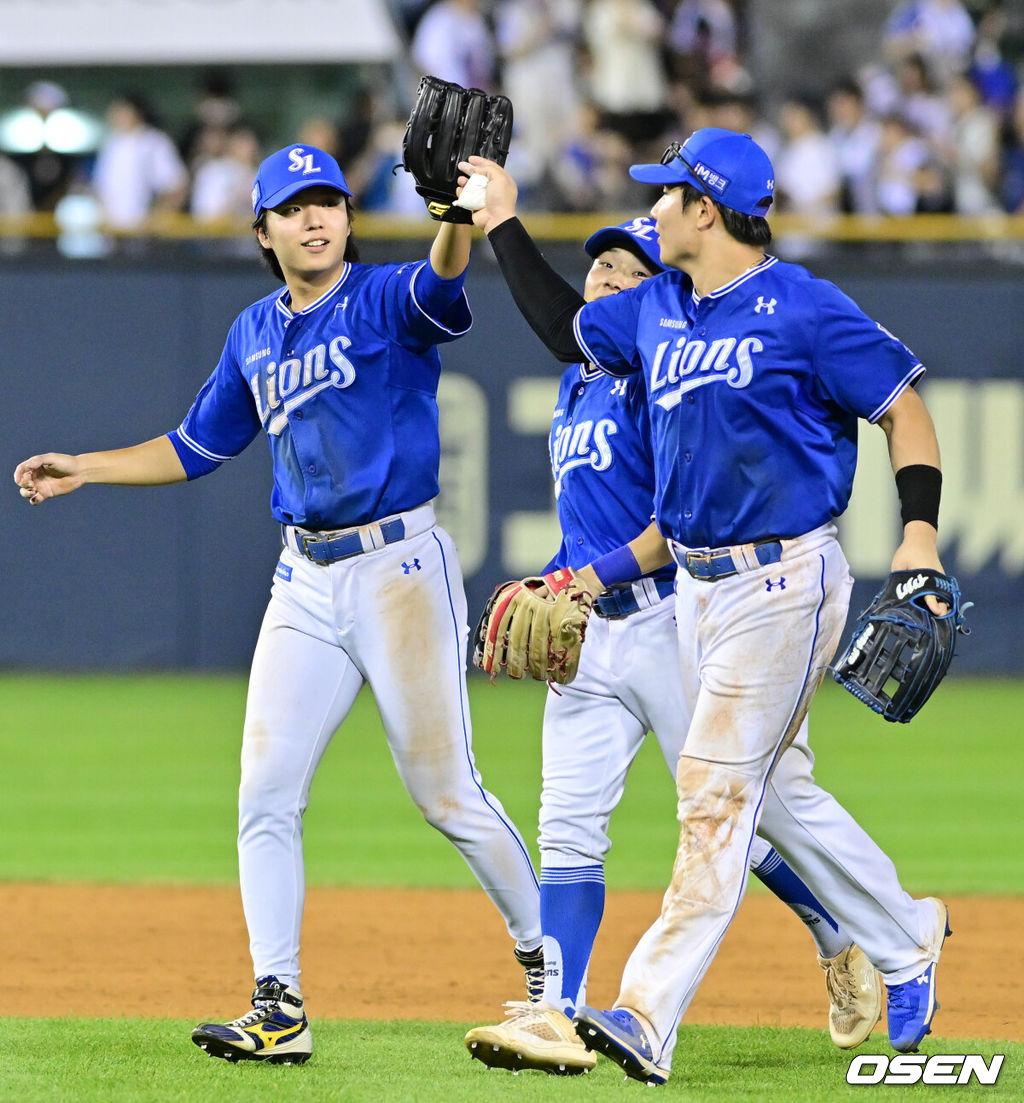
<box><xmin>3</xmin><ymin>674</ymin><xmax>1021</xmax><ymax>1101</ymax></box>
<box><xmin>1</xmin><ymin>1019</ymin><xmax>1019</xmax><ymax>1102</ymax></box>
<box><xmin>0</xmin><ymin>674</ymin><xmax>1021</xmax><ymax>892</ymax></box>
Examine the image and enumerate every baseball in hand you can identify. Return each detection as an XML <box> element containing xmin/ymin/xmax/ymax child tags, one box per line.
<box><xmin>453</xmin><ymin>173</ymin><xmax>489</xmax><ymax>212</ymax></box>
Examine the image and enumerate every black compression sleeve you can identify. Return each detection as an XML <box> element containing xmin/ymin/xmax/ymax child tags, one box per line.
<box><xmin>486</xmin><ymin>218</ymin><xmax>587</xmax><ymax>362</ymax></box>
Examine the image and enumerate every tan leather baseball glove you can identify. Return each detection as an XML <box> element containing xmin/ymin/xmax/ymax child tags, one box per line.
<box><xmin>473</xmin><ymin>569</ymin><xmax>594</xmax><ymax>685</ymax></box>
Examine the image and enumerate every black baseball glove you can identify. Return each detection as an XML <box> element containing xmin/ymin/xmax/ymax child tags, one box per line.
<box><xmin>401</xmin><ymin>75</ymin><xmax>513</xmax><ymax>223</ymax></box>
<box><xmin>831</xmin><ymin>570</ymin><xmax>971</xmax><ymax>723</ymax></box>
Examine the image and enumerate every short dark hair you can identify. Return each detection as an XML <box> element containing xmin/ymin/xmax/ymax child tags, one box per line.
<box><xmin>678</xmin><ymin>182</ymin><xmax>772</xmax><ymax>248</ymax></box>
<box><xmin>252</xmin><ymin>195</ymin><xmax>360</xmax><ymax>282</ymax></box>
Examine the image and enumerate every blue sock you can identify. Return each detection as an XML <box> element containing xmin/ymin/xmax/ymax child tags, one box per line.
<box><xmin>540</xmin><ymin>865</ymin><xmax>605</xmax><ymax>1012</ymax></box>
<box><xmin>751</xmin><ymin>846</ymin><xmax>848</xmax><ymax>959</ymax></box>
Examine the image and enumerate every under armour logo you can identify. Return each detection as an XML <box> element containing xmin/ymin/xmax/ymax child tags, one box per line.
<box><xmin>402</xmin><ymin>559</ymin><xmax>421</xmax><ymax>574</ymax></box>
<box><xmin>765</xmin><ymin>577</ymin><xmax>786</xmax><ymax>592</ymax></box>
<box><xmin>755</xmin><ymin>296</ymin><xmax>776</xmax><ymax>315</ymax></box>
<box><xmin>610</xmin><ymin>379</ymin><xmax>628</xmax><ymax>397</ymax></box>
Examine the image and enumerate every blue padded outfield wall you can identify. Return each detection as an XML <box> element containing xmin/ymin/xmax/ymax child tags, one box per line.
<box><xmin>2</xmin><ymin>240</ymin><xmax>1021</xmax><ymax>673</ymax></box>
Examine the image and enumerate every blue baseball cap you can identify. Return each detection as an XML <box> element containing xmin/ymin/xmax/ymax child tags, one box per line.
<box><xmin>251</xmin><ymin>144</ymin><xmax>352</xmax><ymax>216</ymax></box>
<box><xmin>584</xmin><ymin>216</ymin><xmax>663</xmax><ymax>272</ymax></box>
<box><xmin>630</xmin><ymin>127</ymin><xmax>774</xmax><ymax>217</ymax></box>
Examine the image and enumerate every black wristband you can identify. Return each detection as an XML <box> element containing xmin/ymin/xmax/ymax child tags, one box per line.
<box><xmin>895</xmin><ymin>464</ymin><xmax>942</xmax><ymax>529</ymax></box>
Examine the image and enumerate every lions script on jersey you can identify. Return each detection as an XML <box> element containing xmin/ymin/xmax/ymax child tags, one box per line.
<box><xmin>573</xmin><ymin>260</ymin><xmax>923</xmax><ymax>548</ymax></box>
<box><xmin>547</xmin><ymin>364</ymin><xmax>672</xmax><ymax>583</ymax></box>
<box><xmin>171</xmin><ymin>257</ymin><xmax>469</xmax><ymax>525</ymax></box>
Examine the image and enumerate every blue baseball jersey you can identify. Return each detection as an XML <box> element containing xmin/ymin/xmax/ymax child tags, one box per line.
<box><xmin>544</xmin><ymin>363</ymin><xmax>673</xmax><ymax>585</ymax></box>
<box><xmin>572</xmin><ymin>256</ymin><xmax>925</xmax><ymax>548</ymax></box>
<box><xmin>168</xmin><ymin>260</ymin><xmax>470</xmax><ymax>529</ymax></box>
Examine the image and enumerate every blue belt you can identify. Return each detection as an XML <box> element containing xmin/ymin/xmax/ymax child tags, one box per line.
<box><xmin>678</xmin><ymin>538</ymin><xmax>783</xmax><ymax>582</ymax></box>
<box><xmin>283</xmin><ymin>517</ymin><xmax>407</xmax><ymax>565</ymax></box>
<box><xmin>594</xmin><ymin>577</ymin><xmax>676</xmax><ymax>619</ymax></box>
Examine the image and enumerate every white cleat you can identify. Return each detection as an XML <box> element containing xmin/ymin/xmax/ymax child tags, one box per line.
<box><xmin>465</xmin><ymin>1001</ymin><xmax>597</xmax><ymax>1076</ymax></box>
<box><xmin>819</xmin><ymin>943</ymin><xmax>883</xmax><ymax>1049</ymax></box>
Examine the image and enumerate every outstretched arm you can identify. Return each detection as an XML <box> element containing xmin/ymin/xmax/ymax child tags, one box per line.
<box><xmin>429</xmin><ymin>221</ymin><xmax>472</xmax><ymax>279</ymax></box>
<box><xmin>14</xmin><ymin>435</ymin><xmax>187</xmax><ymax>505</ymax></box>
<box><xmin>459</xmin><ymin>156</ymin><xmax>586</xmax><ymax>363</ymax></box>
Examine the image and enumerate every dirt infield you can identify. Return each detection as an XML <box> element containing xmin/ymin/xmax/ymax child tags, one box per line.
<box><xmin>8</xmin><ymin>884</ymin><xmax>1021</xmax><ymax>1041</ymax></box>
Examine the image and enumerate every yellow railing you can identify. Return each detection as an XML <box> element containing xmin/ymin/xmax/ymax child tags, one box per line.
<box><xmin>4</xmin><ymin>211</ymin><xmax>1024</xmax><ymax>242</ymax></box>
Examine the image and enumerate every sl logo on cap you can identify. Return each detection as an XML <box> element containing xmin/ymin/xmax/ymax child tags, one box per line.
<box><xmin>288</xmin><ymin>147</ymin><xmax>320</xmax><ymax>175</ymax></box>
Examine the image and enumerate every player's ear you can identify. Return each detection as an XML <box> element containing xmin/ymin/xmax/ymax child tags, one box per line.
<box><xmin>255</xmin><ymin>223</ymin><xmax>271</xmax><ymax>249</ymax></box>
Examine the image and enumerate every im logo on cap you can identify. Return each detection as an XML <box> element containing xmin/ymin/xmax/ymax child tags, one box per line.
<box><xmin>691</xmin><ymin>161</ymin><xmax>730</xmax><ymax>193</ymax></box>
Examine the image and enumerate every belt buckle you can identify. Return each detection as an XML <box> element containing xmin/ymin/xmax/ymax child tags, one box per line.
<box><xmin>298</xmin><ymin>531</ymin><xmax>326</xmax><ymax>563</ymax></box>
<box><xmin>685</xmin><ymin>550</ymin><xmax>720</xmax><ymax>579</ymax></box>
<box><xmin>685</xmin><ymin>547</ymin><xmax>734</xmax><ymax>582</ymax></box>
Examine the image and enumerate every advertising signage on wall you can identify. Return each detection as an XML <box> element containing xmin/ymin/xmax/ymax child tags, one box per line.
<box><xmin>1</xmin><ymin>252</ymin><xmax>1021</xmax><ymax>673</ymax></box>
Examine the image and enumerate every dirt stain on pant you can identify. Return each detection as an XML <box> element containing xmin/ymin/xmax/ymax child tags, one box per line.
<box><xmin>659</xmin><ymin>756</ymin><xmax>756</xmax><ymax>927</ymax></box>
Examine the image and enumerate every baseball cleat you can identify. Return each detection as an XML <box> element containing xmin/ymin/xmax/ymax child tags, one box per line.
<box><xmin>818</xmin><ymin>943</ymin><xmax>883</xmax><ymax>1048</ymax></box>
<box><xmin>573</xmin><ymin>1005</ymin><xmax>668</xmax><ymax>1085</ymax></box>
<box><xmin>886</xmin><ymin>898</ymin><xmax>952</xmax><ymax>1052</ymax></box>
<box><xmin>465</xmin><ymin>1001</ymin><xmax>596</xmax><ymax>1075</ymax></box>
<box><xmin>191</xmin><ymin>975</ymin><xmax>312</xmax><ymax>1064</ymax></box>
<box><xmin>513</xmin><ymin>944</ymin><xmax>546</xmax><ymax>1003</ymax></box>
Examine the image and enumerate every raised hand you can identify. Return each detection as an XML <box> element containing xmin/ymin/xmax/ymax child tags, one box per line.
<box><xmin>457</xmin><ymin>156</ymin><xmax>519</xmax><ymax>234</ymax></box>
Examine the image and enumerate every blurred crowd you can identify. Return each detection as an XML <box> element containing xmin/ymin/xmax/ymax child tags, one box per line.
<box><xmin>2</xmin><ymin>0</ymin><xmax>1024</xmax><ymax>243</ymax></box>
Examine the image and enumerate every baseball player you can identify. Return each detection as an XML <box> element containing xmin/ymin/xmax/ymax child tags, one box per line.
<box><xmin>460</xmin><ymin>128</ymin><xmax>951</xmax><ymax>1082</ymax></box>
<box><xmin>13</xmin><ymin>143</ymin><xmax>543</xmax><ymax>1065</ymax></box>
<box><xmin>464</xmin><ymin>217</ymin><xmax>886</xmax><ymax>1076</ymax></box>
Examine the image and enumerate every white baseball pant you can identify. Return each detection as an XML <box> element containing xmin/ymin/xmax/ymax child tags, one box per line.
<box><xmin>237</xmin><ymin>506</ymin><xmax>541</xmax><ymax>983</ymax></box>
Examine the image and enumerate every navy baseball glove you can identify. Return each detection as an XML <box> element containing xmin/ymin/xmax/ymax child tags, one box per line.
<box><xmin>831</xmin><ymin>570</ymin><xmax>970</xmax><ymax>723</ymax></box>
<box><xmin>401</xmin><ymin>75</ymin><xmax>513</xmax><ymax>223</ymax></box>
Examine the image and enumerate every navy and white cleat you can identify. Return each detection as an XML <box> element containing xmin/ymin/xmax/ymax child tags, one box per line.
<box><xmin>573</xmin><ymin>1005</ymin><xmax>668</xmax><ymax>1085</ymax></box>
